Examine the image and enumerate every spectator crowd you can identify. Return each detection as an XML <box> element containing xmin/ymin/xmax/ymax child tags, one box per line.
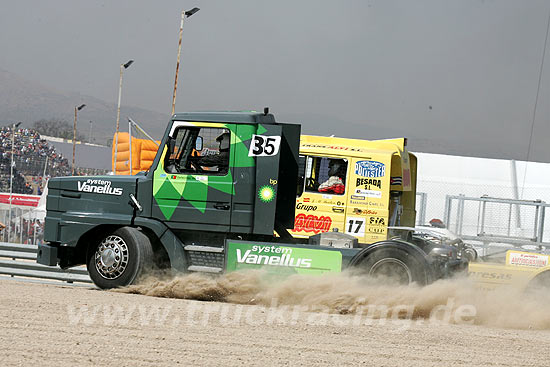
<box><xmin>0</xmin><ymin>125</ymin><xmax>112</xmax><ymax>244</ymax></box>
<box><xmin>0</xmin><ymin>126</ymin><xmax>72</xmax><ymax>194</ymax></box>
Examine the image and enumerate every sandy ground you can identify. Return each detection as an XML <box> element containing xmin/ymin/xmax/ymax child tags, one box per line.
<box><xmin>1</xmin><ymin>278</ymin><xmax>550</xmax><ymax>366</ymax></box>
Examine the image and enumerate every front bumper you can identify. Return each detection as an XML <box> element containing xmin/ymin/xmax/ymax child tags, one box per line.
<box><xmin>36</xmin><ymin>243</ymin><xmax>59</xmax><ymax>266</ymax></box>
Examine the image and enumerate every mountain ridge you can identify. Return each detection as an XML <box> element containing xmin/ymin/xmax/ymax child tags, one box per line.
<box><xmin>0</xmin><ymin>68</ymin><xmax>169</xmax><ymax>143</ymax></box>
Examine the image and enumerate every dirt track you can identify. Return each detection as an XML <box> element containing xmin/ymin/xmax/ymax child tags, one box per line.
<box><xmin>1</xmin><ymin>278</ymin><xmax>550</xmax><ymax>366</ymax></box>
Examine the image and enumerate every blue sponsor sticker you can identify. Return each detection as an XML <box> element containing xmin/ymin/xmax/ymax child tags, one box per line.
<box><xmin>355</xmin><ymin>160</ymin><xmax>385</xmax><ymax>178</ymax></box>
<box><xmin>160</xmin><ymin>173</ymin><xmax>167</xmax><ymax>178</ymax></box>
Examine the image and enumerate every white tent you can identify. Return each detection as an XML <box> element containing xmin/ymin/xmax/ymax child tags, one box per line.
<box><xmin>12</xmin><ymin>185</ymin><xmax>47</xmax><ymax>222</ymax></box>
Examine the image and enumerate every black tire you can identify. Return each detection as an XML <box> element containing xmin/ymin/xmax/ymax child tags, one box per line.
<box><xmin>463</xmin><ymin>247</ymin><xmax>478</xmax><ymax>262</ymax></box>
<box><xmin>359</xmin><ymin>248</ymin><xmax>430</xmax><ymax>286</ymax></box>
<box><xmin>526</xmin><ymin>271</ymin><xmax>550</xmax><ymax>293</ymax></box>
<box><xmin>87</xmin><ymin>227</ymin><xmax>153</xmax><ymax>289</ymax></box>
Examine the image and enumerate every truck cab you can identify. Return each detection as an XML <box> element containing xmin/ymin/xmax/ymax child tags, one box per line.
<box><xmin>292</xmin><ymin>135</ymin><xmax>416</xmax><ymax>244</ymax></box>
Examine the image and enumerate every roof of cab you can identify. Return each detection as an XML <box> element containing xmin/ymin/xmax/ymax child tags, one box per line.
<box><xmin>300</xmin><ymin>135</ymin><xmax>410</xmax><ymax>158</ymax></box>
<box><xmin>172</xmin><ymin>111</ymin><xmax>276</xmax><ymax>124</ymax></box>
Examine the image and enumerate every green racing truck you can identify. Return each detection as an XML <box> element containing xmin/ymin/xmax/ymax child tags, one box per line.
<box><xmin>37</xmin><ymin>110</ymin><xmax>467</xmax><ymax>288</ymax></box>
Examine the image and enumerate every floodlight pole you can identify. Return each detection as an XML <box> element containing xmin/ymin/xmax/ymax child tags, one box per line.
<box><xmin>8</xmin><ymin>121</ymin><xmax>21</xmax><ymax>243</ymax></box>
<box><xmin>171</xmin><ymin>7</ymin><xmax>200</xmax><ymax>115</ymax></box>
<box><xmin>72</xmin><ymin>104</ymin><xmax>86</xmax><ymax>175</ymax></box>
<box><xmin>114</xmin><ymin>59</ymin><xmax>134</xmax><ymax>174</ymax></box>
<box><xmin>129</xmin><ymin>118</ymin><xmax>133</xmax><ymax>175</ymax></box>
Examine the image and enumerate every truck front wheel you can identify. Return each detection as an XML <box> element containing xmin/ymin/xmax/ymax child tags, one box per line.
<box><xmin>87</xmin><ymin>227</ymin><xmax>153</xmax><ymax>289</ymax></box>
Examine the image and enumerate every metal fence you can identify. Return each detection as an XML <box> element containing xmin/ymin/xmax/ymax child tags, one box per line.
<box><xmin>416</xmin><ymin>192</ymin><xmax>428</xmax><ymax>226</ymax></box>
<box><xmin>0</xmin><ymin>242</ymin><xmax>92</xmax><ymax>284</ymax></box>
<box><xmin>0</xmin><ymin>207</ymin><xmax>44</xmax><ymax>245</ymax></box>
<box><xmin>443</xmin><ymin>195</ymin><xmax>550</xmax><ymax>248</ymax></box>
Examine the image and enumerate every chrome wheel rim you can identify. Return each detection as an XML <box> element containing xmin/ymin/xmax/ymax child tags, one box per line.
<box><xmin>369</xmin><ymin>258</ymin><xmax>412</xmax><ymax>284</ymax></box>
<box><xmin>94</xmin><ymin>235</ymin><xmax>129</xmax><ymax>279</ymax></box>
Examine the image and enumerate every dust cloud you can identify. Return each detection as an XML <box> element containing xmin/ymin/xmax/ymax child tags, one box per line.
<box><xmin>118</xmin><ymin>270</ymin><xmax>550</xmax><ymax>330</ymax></box>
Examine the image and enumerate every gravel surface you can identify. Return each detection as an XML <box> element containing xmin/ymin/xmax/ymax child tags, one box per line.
<box><xmin>2</xmin><ymin>278</ymin><xmax>550</xmax><ymax>366</ymax></box>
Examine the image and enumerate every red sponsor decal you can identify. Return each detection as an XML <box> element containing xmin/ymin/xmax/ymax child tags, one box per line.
<box><xmin>303</xmin><ymin>198</ymin><xmax>310</xmax><ymax>202</ymax></box>
<box><xmin>403</xmin><ymin>169</ymin><xmax>411</xmax><ymax>188</ymax></box>
<box><xmin>0</xmin><ymin>193</ymin><xmax>40</xmax><ymax>207</ymax></box>
<box><xmin>293</xmin><ymin>213</ymin><xmax>332</xmax><ymax>234</ymax></box>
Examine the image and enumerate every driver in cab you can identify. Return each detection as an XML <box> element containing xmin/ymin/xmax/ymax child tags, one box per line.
<box><xmin>189</xmin><ymin>132</ymin><xmax>230</xmax><ymax>173</ymax></box>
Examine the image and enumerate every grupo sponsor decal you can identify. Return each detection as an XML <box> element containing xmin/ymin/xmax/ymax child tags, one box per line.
<box><xmin>507</xmin><ymin>251</ymin><xmax>549</xmax><ymax>268</ymax></box>
<box><xmin>77</xmin><ymin>179</ymin><xmax>123</xmax><ymax>196</ymax></box>
<box><xmin>296</xmin><ymin>203</ymin><xmax>317</xmax><ymax>212</ymax></box>
<box><xmin>293</xmin><ymin>213</ymin><xmax>332</xmax><ymax>234</ymax></box>
<box><xmin>226</xmin><ymin>241</ymin><xmax>342</xmax><ymax>274</ymax></box>
<box><xmin>355</xmin><ymin>160</ymin><xmax>385</xmax><ymax>178</ymax></box>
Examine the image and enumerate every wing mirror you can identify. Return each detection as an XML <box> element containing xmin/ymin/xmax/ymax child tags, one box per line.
<box><xmin>195</xmin><ymin>136</ymin><xmax>203</xmax><ymax>152</ymax></box>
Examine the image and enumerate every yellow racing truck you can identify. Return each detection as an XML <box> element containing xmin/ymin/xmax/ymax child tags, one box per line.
<box><xmin>292</xmin><ymin>135</ymin><xmax>416</xmax><ymax>242</ymax></box>
<box><xmin>290</xmin><ymin>135</ymin><xmax>469</xmax><ymax>280</ymax></box>
<box><xmin>468</xmin><ymin>249</ymin><xmax>550</xmax><ymax>290</ymax></box>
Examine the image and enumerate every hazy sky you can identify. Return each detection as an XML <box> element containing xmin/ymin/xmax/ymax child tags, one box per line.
<box><xmin>1</xmin><ymin>0</ymin><xmax>550</xmax><ymax>161</ymax></box>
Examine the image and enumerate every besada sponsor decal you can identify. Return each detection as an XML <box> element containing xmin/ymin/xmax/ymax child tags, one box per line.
<box><xmin>355</xmin><ymin>160</ymin><xmax>385</xmax><ymax>178</ymax></box>
<box><xmin>356</xmin><ymin>178</ymin><xmax>382</xmax><ymax>190</ymax></box>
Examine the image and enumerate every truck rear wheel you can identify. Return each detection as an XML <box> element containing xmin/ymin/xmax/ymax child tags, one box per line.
<box><xmin>526</xmin><ymin>271</ymin><xmax>550</xmax><ymax>293</ymax></box>
<box><xmin>360</xmin><ymin>248</ymin><xmax>430</xmax><ymax>286</ymax></box>
<box><xmin>87</xmin><ymin>227</ymin><xmax>153</xmax><ymax>289</ymax></box>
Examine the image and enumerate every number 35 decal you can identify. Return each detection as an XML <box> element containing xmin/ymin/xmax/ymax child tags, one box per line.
<box><xmin>248</xmin><ymin>135</ymin><xmax>282</xmax><ymax>157</ymax></box>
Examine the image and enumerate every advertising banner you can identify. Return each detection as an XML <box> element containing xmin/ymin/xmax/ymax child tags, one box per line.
<box><xmin>226</xmin><ymin>240</ymin><xmax>342</xmax><ymax>275</ymax></box>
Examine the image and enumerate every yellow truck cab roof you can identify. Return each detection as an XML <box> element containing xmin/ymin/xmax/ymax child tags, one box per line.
<box><xmin>300</xmin><ymin>135</ymin><xmax>409</xmax><ymax>158</ymax></box>
<box><xmin>299</xmin><ymin>135</ymin><xmax>415</xmax><ymax>192</ymax></box>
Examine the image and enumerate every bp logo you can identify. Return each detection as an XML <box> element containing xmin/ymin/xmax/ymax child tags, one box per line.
<box><xmin>258</xmin><ymin>185</ymin><xmax>275</xmax><ymax>203</ymax></box>
<box><xmin>355</xmin><ymin>160</ymin><xmax>385</xmax><ymax>178</ymax></box>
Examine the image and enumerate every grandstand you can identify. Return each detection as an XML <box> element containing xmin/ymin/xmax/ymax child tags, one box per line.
<box><xmin>0</xmin><ymin>126</ymin><xmax>109</xmax><ymax>195</ymax></box>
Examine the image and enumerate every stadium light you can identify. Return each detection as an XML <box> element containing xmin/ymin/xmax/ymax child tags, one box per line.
<box><xmin>114</xmin><ymin>59</ymin><xmax>134</xmax><ymax>174</ymax></box>
<box><xmin>8</xmin><ymin>121</ymin><xmax>22</xmax><ymax>243</ymax></box>
<box><xmin>171</xmin><ymin>7</ymin><xmax>200</xmax><ymax>115</ymax></box>
<box><xmin>72</xmin><ymin>104</ymin><xmax>86</xmax><ymax>175</ymax></box>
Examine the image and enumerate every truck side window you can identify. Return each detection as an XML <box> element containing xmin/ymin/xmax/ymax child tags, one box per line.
<box><xmin>165</xmin><ymin>127</ymin><xmax>231</xmax><ymax>175</ymax></box>
<box><xmin>304</xmin><ymin>156</ymin><xmax>347</xmax><ymax>195</ymax></box>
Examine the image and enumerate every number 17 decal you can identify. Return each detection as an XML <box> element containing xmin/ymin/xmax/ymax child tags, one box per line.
<box><xmin>345</xmin><ymin>217</ymin><xmax>366</xmax><ymax>236</ymax></box>
<box><xmin>248</xmin><ymin>135</ymin><xmax>282</xmax><ymax>157</ymax></box>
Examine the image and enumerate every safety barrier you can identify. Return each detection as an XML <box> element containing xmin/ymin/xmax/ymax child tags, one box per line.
<box><xmin>0</xmin><ymin>242</ymin><xmax>92</xmax><ymax>284</ymax></box>
<box><xmin>444</xmin><ymin>195</ymin><xmax>550</xmax><ymax>248</ymax></box>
